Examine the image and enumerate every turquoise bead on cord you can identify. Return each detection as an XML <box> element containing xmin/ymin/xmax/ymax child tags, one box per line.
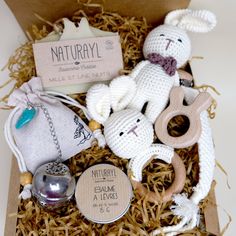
<box><xmin>15</xmin><ymin>107</ymin><xmax>36</xmax><ymax>129</ymax></box>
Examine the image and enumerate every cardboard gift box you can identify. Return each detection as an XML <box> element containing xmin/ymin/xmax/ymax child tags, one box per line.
<box><xmin>3</xmin><ymin>0</ymin><xmax>220</xmax><ymax>235</ymax></box>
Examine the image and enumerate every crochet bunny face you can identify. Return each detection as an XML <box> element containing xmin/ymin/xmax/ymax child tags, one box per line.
<box><xmin>143</xmin><ymin>25</ymin><xmax>191</xmax><ymax>68</ymax></box>
<box><xmin>104</xmin><ymin>109</ymin><xmax>153</xmax><ymax>159</ymax></box>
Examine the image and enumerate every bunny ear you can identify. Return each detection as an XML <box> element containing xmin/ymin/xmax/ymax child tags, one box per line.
<box><xmin>165</xmin><ymin>9</ymin><xmax>217</xmax><ymax>33</ymax></box>
<box><xmin>164</xmin><ymin>9</ymin><xmax>192</xmax><ymax>26</ymax></box>
<box><xmin>109</xmin><ymin>76</ymin><xmax>137</xmax><ymax>112</ymax></box>
<box><xmin>86</xmin><ymin>84</ymin><xmax>111</xmax><ymax>124</ymax></box>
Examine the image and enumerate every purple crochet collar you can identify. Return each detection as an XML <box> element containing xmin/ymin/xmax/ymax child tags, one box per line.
<box><xmin>147</xmin><ymin>53</ymin><xmax>177</xmax><ymax>76</ymax></box>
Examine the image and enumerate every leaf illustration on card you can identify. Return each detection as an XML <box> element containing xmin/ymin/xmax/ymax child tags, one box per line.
<box><xmin>74</xmin><ymin>115</ymin><xmax>92</xmax><ymax>145</ymax></box>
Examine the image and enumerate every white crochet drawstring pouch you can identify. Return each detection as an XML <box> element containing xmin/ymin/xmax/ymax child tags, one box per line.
<box><xmin>86</xmin><ymin>9</ymin><xmax>217</xmax><ymax>236</ymax></box>
<box><xmin>4</xmin><ymin>76</ymin><xmax>94</xmax><ymax>199</ymax></box>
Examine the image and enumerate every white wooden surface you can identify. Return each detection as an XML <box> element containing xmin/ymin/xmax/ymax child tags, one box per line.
<box><xmin>0</xmin><ymin>0</ymin><xmax>235</xmax><ymax>235</ymax></box>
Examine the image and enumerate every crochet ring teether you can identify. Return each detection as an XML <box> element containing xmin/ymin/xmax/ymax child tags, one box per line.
<box><xmin>155</xmin><ymin>86</ymin><xmax>212</xmax><ymax>148</ymax></box>
<box><xmin>129</xmin><ymin>151</ymin><xmax>186</xmax><ymax>203</ymax></box>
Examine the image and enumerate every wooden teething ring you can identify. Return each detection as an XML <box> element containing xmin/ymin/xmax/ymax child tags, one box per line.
<box><xmin>129</xmin><ymin>152</ymin><xmax>186</xmax><ymax>203</ymax></box>
<box><xmin>155</xmin><ymin>86</ymin><xmax>212</xmax><ymax>148</ymax></box>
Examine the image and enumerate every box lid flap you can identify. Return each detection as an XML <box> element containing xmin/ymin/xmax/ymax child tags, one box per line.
<box><xmin>5</xmin><ymin>0</ymin><xmax>190</xmax><ymax>35</ymax></box>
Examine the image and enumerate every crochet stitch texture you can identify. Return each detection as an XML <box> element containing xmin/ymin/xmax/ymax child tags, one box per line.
<box><xmin>86</xmin><ymin>9</ymin><xmax>217</xmax><ymax>235</ymax></box>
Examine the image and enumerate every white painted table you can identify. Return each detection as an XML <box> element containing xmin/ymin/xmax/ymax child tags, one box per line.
<box><xmin>0</xmin><ymin>0</ymin><xmax>235</xmax><ymax>235</ymax></box>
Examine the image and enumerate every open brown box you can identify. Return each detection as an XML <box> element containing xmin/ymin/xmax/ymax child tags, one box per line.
<box><xmin>4</xmin><ymin>0</ymin><xmax>220</xmax><ymax>235</ymax></box>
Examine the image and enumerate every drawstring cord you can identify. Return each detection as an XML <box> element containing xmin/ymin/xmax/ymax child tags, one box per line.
<box><xmin>4</xmin><ymin>91</ymin><xmax>92</xmax><ymax>199</ymax></box>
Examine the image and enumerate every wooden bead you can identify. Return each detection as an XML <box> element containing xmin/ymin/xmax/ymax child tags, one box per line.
<box><xmin>89</xmin><ymin>120</ymin><xmax>101</xmax><ymax>131</ymax></box>
<box><xmin>20</xmin><ymin>172</ymin><xmax>33</xmax><ymax>186</ymax></box>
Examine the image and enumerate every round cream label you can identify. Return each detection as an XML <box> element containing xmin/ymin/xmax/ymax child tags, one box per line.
<box><xmin>75</xmin><ymin>163</ymin><xmax>133</xmax><ymax>224</ymax></box>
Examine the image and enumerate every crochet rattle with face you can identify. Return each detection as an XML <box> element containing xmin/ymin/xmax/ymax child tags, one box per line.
<box><xmin>87</xmin><ymin>83</ymin><xmax>186</xmax><ymax>204</ymax></box>
<box><xmin>87</xmin><ymin>9</ymin><xmax>217</xmax><ymax>236</ymax></box>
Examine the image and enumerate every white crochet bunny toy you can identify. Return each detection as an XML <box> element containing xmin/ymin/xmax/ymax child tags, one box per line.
<box><xmin>87</xmin><ymin>9</ymin><xmax>217</xmax><ymax>236</ymax></box>
<box><xmin>112</xmin><ymin>9</ymin><xmax>216</xmax><ymax>123</ymax></box>
<box><xmin>87</xmin><ymin>82</ymin><xmax>186</xmax><ymax>204</ymax></box>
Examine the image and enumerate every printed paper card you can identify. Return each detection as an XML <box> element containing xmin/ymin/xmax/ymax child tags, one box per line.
<box><xmin>33</xmin><ymin>35</ymin><xmax>123</xmax><ymax>91</ymax></box>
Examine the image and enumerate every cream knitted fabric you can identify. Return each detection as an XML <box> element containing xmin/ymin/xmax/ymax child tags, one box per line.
<box><xmin>128</xmin><ymin>60</ymin><xmax>179</xmax><ymax>123</ymax></box>
<box><xmin>164</xmin><ymin>9</ymin><xmax>217</xmax><ymax>33</ymax></box>
<box><xmin>150</xmin><ymin>87</ymin><xmax>216</xmax><ymax>236</ymax></box>
<box><xmin>103</xmin><ymin>109</ymin><xmax>174</xmax><ymax>181</ymax></box>
<box><xmin>86</xmin><ymin>85</ymin><xmax>176</xmax><ymax>182</ymax></box>
<box><xmin>185</xmin><ymin>87</ymin><xmax>216</xmax><ymax>204</ymax></box>
<box><xmin>129</xmin><ymin>144</ymin><xmax>173</xmax><ymax>181</ymax></box>
<box><xmin>127</xmin><ymin>19</ymin><xmax>192</xmax><ymax>123</ymax></box>
<box><xmin>104</xmin><ymin>109</ymin><xmax>153</xmax><ymax>159</ymax></box>
<box><xmin>112</xmin><ymin>9</ymin><xmax>216</xmax><ymax>123</ymax></box>
<box><xmin>127</xmin><ymin>25</ymin><xmax>190</xmax><ymax>123</ymax></box>
<box><xmin>143</xmin><ymin>25</ymin><xmax>191</xmax><ymax>68</ymax></box>
<box><xmin>86</xmin><ymin>76</ymin><xmax>216</xmax><ymax>236</ymax></box>
<box><xmin>86</xmin><ymin>9</ymin><xmax>217</xmax><ymax>235</ymax></box>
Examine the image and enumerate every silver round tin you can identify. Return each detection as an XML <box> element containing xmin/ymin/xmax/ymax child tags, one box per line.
<box><xmin>75</xmin><ymin>164</ymin><xmax>133</xmax><ymax>224</ymax></box>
